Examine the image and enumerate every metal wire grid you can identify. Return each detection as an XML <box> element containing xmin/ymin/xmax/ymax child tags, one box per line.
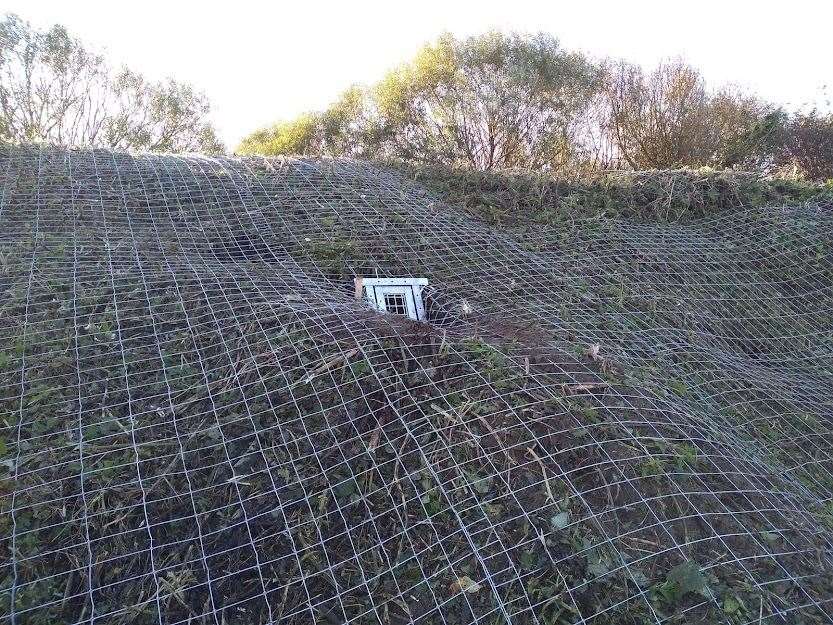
<box><xmin>0</xmin><ymin>144</ymin><xmax>831</xmax><ymax>625</ymax></box>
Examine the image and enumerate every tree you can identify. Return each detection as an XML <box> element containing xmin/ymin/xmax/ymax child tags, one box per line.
<box><xmin>238</xmin><ymin>32</ymin><xmax>602</xmax><ymax>170</ymax></box>
<box><xmin>0</xmin><ymin>14</ymin><xmax>223</xmax><ymax>153</ymax></box>
<box><xmin>237</xmin><ymin>113</ymin><xmax>322</xmax><ymax>156</ymax></box>
<box><xmin>238</xmin><ymin>33</ymin><xmax>790</xmax><ymax>175</ymax></box>
<box><xmin>319</xmin><ymin>85</ymin><xmax>377</xmax><ymax>157</ymax></box>
<box><xmin>604</xmin><ymin>60</ymin><xmax>773</xmax><ymax>169</ymax></box>
<box><xmin>373</xmin><ymin>32</ymin><xmax>602</xmax><ymax>170</ymax></box>
<box><xmin>709</xmin><ymin>96</ymin><xmax>783</xmax><ymax>170</ymax></box>
<box><xmin>237</xmin><ymin>87</ymin><xmax>376</xmax><ymax>158</ymax></box>
<box><xmin>778</xmin><ymin>111</ymin><xmax>833</xmax><ymax>180</ymax></box>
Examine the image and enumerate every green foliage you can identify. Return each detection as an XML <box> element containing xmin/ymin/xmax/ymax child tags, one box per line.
<box><xmin>718</xmin><ymin>109</ymin><xmax>787</xmax><ymax>169</ymax></box>
<box><xmin>723</xmin><ymin>594</ymin><xmax>748</xmax><ymax>619</ymax></box>
<box><xmin>305</xmin><ymin>238</ymin><xmax>356</xmax><ymax>276</ymax></box>
<box><xmin>238</xmin><ymin>113</ymin><xmax>322</xmax><ymax>156</ymax></box>
<box><xmin>656</xmin><ymin>561</ymin><xmax>708</xmax><ymax>604</ymax></box>
<box><xmin>320</xmin><ymin>85</ymin><xmax>373</xmax><ymax>156</ymax></box>
<box><xmin>390</xmin><ymin>161</ymin><xmax>833</xmax><ymax>224</ymax></box>
<box><xmin>819</xmin><ymin>501</ymin><xmax>833</xmax><ymax>530</ymax></box>
<box><xmin>377</xmin><ymin>31</ymin><xmax>602</xmax><ymax>169</ymax></box>
<box><xmin>669</xmin><ymin>379</ymin><xmax>688</xmax><ymax>396</ymax></box>
<box><xmin>674</xmin><ymin>443</ymin><xmax>699</xmax><ymax>470</ymax></box>
<box><xmin>237</xmin><ymin>86</ymin><xmax>377</xmax><ymax>158</ymax></box>
<box><xmin>240</xmin><ymin>31</ymin><xmax>601</xmax><ymax>169</ymax></box>
<box><xmin>639</xmin><ymin>456</ymin><xmax>667</xmax><ymax>478</ymax></box>
<box><xmin>460</xmin><ymin>337</ymin><xmax>514</xmax><ymax>388</ymax></box>
<box><xmin>238</xmin><ymin>33</ymin><xmax>830</xmax><ymax>182</ymax></box>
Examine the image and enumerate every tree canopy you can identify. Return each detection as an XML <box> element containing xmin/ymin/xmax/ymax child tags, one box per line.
<box><xmin>778</xmin><ymin>110</ymin><xmax>833</xmax><ymax>180</ymax></box>
<box><xmin>3</xmin><ymin>16</ymin><xmax>830</xmax><ymax>180</ymax></box>
<box><xmin>239</xmin><ymin>32</ymin><xmax>833</xmax><ymax>181</ymax></box>
<box><xmin>370</xmin><ymin>32</ymin><xmax>602</xmax><ymax>169</ymax></box>
<box><xmin>238</xmin><ymin>32</ymin><xmax>603</xmax><ymax>170</ymax></box>
<box><xmin>0</xmin><ymin>13</ymin><xmax>223</xmax><ymax>153</ymax></box>
<box><xmin>603</xmin><ymin>60</ymin><xmax>777</xmax><ymax>170</ymax></box>
<box><xmin>237</xmin><ymin>113</ymin><xmax>322</xmax><ymax>156</ymax></box>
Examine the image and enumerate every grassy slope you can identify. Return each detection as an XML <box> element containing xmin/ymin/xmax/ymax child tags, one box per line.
<box><xmin>386</xmin><ymin>161</ymin><xmax>833</xmax><ymax>223</ymax></box>
<box><xmin>0</xmin><ymin>147</ymin><xmax>832</xmax><ymax>624</ymax></box>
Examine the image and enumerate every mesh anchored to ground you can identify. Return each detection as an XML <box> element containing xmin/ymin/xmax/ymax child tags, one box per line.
<box><xmin>0</xmin><ymin>144</ymin><xmax>832</xmax><ymax>624</ymax></box>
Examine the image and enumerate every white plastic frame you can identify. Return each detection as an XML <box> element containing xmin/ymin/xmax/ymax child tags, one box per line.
<box><xmin>355</xmin><ymin>277</ymin><xmax>429</xmax><ymax>321</ymax></box>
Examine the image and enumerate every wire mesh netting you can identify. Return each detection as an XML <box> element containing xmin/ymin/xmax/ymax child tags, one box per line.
<box><xmin>0</xmin><ymin>144</ymin><xmax>832</xmax><ymax>625</ymax></box>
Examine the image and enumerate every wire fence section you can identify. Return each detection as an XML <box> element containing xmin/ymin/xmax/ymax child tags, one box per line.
<box><xmin>0</xmin><ymin>144</ymin><xmax>832</xmax><ymax>625</ymax></box>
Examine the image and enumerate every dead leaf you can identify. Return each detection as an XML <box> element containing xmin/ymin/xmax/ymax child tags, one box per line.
<box><xmin>586</xmin><ymin>344</ymin><xmax>601</xmax><ymax>361</ymax></box>
<box><xmin>450</xmin><ymin>576</ymin><xmax>482</xmax><ymax>594</ymax></box>
<box><xmin>368</xmin><ymin>423</ymin><xmax>382</xmax><ymax>452</ymax></box>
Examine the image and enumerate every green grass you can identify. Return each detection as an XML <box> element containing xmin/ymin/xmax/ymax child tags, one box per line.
<box><xmin>386</xmin><ymin>160</ymin><xmax>833</xmax><ymax>224</ymax></box>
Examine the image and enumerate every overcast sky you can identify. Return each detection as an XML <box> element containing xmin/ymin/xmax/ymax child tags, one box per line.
<box><xmin>6</xmin><ymin>0</ymin><xmax>832</xmax><ymax>148</ymax></box>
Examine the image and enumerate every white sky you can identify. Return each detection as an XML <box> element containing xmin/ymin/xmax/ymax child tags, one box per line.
<box><xmin>5</xmin><ymin>0</ymin><xmax>832</xmax><ymax>148</ymax></box>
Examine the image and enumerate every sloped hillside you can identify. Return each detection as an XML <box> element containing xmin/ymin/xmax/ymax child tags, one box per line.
<box><xmin>0</xmin><ymin>144</ymin><xmax>832</xmax><ymax>625</ymax></box>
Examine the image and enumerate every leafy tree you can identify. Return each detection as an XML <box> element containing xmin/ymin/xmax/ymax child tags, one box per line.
<box><xmin>712</xmin><ymin>105</ymin><xmax>785</xmax><ymax>170</ymax></box>
<box><xmin>238</xmin><ymin>32</ymin><xmax>602</xmax><ymax>170</ymax></box>
<box><xmin>373</xmin><ymin>32</ymin><xmax>602</xmax><ymax>169</ymax></box>
<box><xmin>319</xmin><ymin>85</ymin><xmax>376</xmax><ymax>157</ymax></box>
<box><xmin>239</xmin><ymin>32</ymin><xmax>804</xmax><ymax>178</ymax></box>
<box><xmin>0</xmin><ymin>13</ymin><xmax>223</xmax><ymax>153</ymax></box>
<box><xmin>237</xmin><ymin>86</ymin><xmax>377</xmax><ymax>158</ymax></box>
<box><xmin>237</xmin><ymin>113</ymin><xmax>322</xmax><ymax>156</ymax></box>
